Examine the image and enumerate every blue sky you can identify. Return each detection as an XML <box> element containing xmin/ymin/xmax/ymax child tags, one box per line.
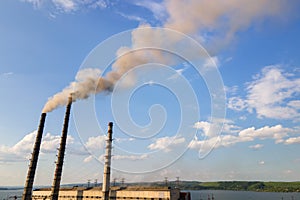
<box><xmin>1</xmin><ymin>0</ymin><xmax>300</xmax><ymax>186</ymax></box>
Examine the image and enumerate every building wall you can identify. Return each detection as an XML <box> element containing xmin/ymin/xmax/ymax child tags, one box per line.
<box><xmin>115</xmin><ymin>190</ymin><xmax>170</xmax><ymax>199</ymax></box>
<box><xmin>33</xmin><ymin>190</ymin><xmax>82</xmax><ymax>200</ymax></box>
<box><xmin>32</xmin><ymin>190</ymin><xmax>51</xmax><ymax>200</ymax></box>
<box><xmin>58</xmin><ymin>190</ymin><xmax>80</xmax><ymax>199</ymax></box>
<box><xmin>32</xmin><ymin>188</ymin><xmax>180</xmax><ymax>200</ymax></box>
<box><xmin>82</xmin><ymin>190</ymin><xmax>102</xmax><ymax>200</ymax></box>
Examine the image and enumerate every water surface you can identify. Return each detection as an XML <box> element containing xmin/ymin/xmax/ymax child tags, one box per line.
<box><xmin>0</xmin><ymin>190</ymin><xmax>22</xmax><ymax>200</ymax></box>
<box><xmin>189</xmin><ymin>190</ymin><xmax>300</xmax><ymax>200</ymax></box>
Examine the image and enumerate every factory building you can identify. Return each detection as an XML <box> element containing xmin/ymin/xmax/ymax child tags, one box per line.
<box><xmin>32</xmin><ymin>186</ymin><xmax>184</xmax><ymax>200</ymax></box>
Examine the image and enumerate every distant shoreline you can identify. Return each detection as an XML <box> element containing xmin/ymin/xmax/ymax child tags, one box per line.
<box><xmin>0</xmin><ymin>188</ymin><xmax>23</xmax><ymax>191</ymax></box>
<box><xmin>1</xmin><ymin>181</ymin><xmax>300</xmax><ymax>193</ymax></box>
<box><xmin>168</xmin><ymin>181</ymin><xmax>300</xmax><ymax>193</ymax></box>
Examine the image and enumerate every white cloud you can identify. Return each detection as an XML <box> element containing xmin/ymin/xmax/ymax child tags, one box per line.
<box><xmin>221</xmin><ymin>119</ymin><xmax>240</xmax><ymax>133</ymax></box>
<box><xmin>21</xmin><ymin>0</ymin><xmax>42</xmax><ymax>8</ymax></box>
<box><xmin>239</xmin><ymin>125</ymin><xmax>289</xmax><ymax>144</ymax></box>
<box><xmin>41</xmin><ymin>132</ymin><xmax>74</xmax><ymax>153</ymax></box>
<box><xmin>112</xmin><ymin>154</ymin><xmax>148</xmax><ymax>161</ymax></box>
<box><xmin>96</xmin><ymin>153</ymin><xmax>149</xmax><ymax>162</ymax></box>
<box><xmin>132</xmin><ymin>0</ymin><xmax>167</xmax><ymax>21</ymax></box>
<box><xmin>194</xmin><ymin>119</ymin><xmax>239</xmax><ymax>139</ymax></box>
<box><xmin>189</xmin><ymin>136</ymin><xmax>220</xmax><ymax>151</ymax></box>
<box><xmin>249</xmin><ymin>144</ymin><xmax>264</xmax><ymax>150</ymax></box>
<box><xmin>228</xmin><ymin>66</ymin><xmax>300</xmax><ymax>120</ymax></box>
<box><xmin>116</xmin><ymin>11</ymin><xmax>146</xmax><ymax>23</ymax></box>
<box><xmin>224</xmin><ymin>85</ymin><xmax>238</xmax><ymax>95</ymax></box>
<box><xmin>22</xmin><ymin>0</ymin><xmax>108</xmax><ymax>14</ymax></box>
<box><xmin>228</xmin><ymin>97</ymin><xmax>247</xmax><ymax>111</ymax></box>
<box><xmin>85</xmin><ymin>135</ymin><xmax>106</xmax><ymax>151</ymax></box>
<box><xmin>203</xmin><ymin>56</ymin><xmax>219</xmax><ymax>69</ymax></box>
<box><xmin>284</xmin><ymin>137</ymin><xmax>300</xmax><ymax>145</ymax></box>
<box><xmin>148</xmin><ymin>136</ymin><xmax>185</xmax><ymax>152</ymax></box>
<box><xmin>0</xmin><ymin>131</ymin><xmax>75</xmax><ymax>162</ymax></box>
<box><xmin>246</xmin><ymin>66</ymin><xmax>300</xmax><ymax>119</ymax></box>
<box><xmin>190</xmin><ymin>122</ymin><xmax>296</xmax><ymax>153</ymax></box>
<box><xmin>259</xmin><ymin>161</ymin><xmax>265</xmax><ymax>165</ymax></box>
<box><xmin>288</xmin><ymin>100</ymin><xmax>300</xmax><ymax>109</ymax></box>
<box><xmin>10</xmin><ymin>131</ymin><xmax>37</xmax><ymax>155</ymax></box>
<box><xmin>193</xmin><ymin>121</ymin><xmax>211</xmax><ymax>136</ymax></box>
<box><xmin>52</xmin><ymin>0</ymin><xmax>76</xmax><ymax>12</ymax></box>
<box><xmin>90</xmin><ymin>0</ymin><xmax>107</xmax><ymax>9</ymax></box>
<box><xmin>115</xmin><ymin>137</ymin><xmax>135</xmax><ymax>143</ymax></box>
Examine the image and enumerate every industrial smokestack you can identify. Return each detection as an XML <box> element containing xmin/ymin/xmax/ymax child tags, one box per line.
<box><xmin>50</xmin><ymin>96</ymin><xmax>72</xmax><ymax>200</ymax></box>
<box><xmin>22</xmin><ymin>113</ymin><xmax>47</xmax><ymax>200</ymax></box>
<box><xmin>102</xmin><ymin>122</ymin><xmax>113</xmax><ymax>200</ymax></box>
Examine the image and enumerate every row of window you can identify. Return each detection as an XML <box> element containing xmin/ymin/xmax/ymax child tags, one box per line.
<box><xmin>33</xmin><ymin>195</ymin><xmax>170</xmax><ymax>200</ymax></box>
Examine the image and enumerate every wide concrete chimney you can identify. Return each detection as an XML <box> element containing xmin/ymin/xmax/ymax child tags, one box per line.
<box><xmin>102</xmin><ymin>122</ymin><xmax>113</xmax><ymax>200</ymax></box>
<box><xmin>22</xmin><ymin>113</ymin><xmax>47</xmax><ymax>200</ymax></box>
<box><xmin>51</xmin><ymin>96</ymin><xmax>72</xmax><ymax>200</ymax></box>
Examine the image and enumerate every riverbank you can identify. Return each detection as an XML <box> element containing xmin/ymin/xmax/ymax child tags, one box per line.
<box><xmin>0</xmin><ymin>188</ymin><xmax>22</xmax><ymax>191</ymax></box>
<box><xmin>1</xmin><ymin>181</ymin><xmax>300</xmax><ymax>193</ymax></box>
<box><xmin>115</xmin><ymin>181</ymin><xmax>300</xmax><ymax>193</ymax></box>
<box><xmin>167</xmin><ymin>181</ymin><xmax>300</xmax><ymax>192</ymax></box>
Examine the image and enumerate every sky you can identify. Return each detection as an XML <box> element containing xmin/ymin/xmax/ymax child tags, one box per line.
<box><xmin>0</xmin><ymin>0</ymin><xmax>300</xmax><ymax>186</ymax></box>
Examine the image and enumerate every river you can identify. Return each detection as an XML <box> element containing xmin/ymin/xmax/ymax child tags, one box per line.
<box><xmin>0</xmin><ymin>190</ymin><xmax>22</xmax><ymax>200</ymax></box>
<box><xmin>189</xmin><ymin>190</ymin><xmax>300</xmax><ymax>200</ymax></box>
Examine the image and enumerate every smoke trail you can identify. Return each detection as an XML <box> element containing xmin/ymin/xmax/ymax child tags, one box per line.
<box><xmin>42</xmin><ymin>24</ymin><xmax>191</xmax><ymax>113</ymax></box>
<box><xmin>163</xmin><ymin>0</ymin><xmax>288</xmax><ymax>51</ymax></box>
<box><xmin>42</xmin><ymin>69</ymin><xmax>113</xmax><ymax>113</ymax></box>
<box><xmin>42</xmin><ymin>0</ymin><xmax>289</xmax><ymax>112</ymax></box>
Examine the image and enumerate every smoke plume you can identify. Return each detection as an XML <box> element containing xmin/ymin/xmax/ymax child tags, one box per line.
<box><xmin>42</xmin><ymin>69</ymin><xmax>113</xmax><ymax>113</ymax></box>
<box><xmin>164</xmin><ymin>0</ymin><xmax>287</xmax><ymax>50</ymax></box>
<box><xmin>42</xmin><ymin>0</ymin><xmax>290</xmax><ymax>112</ymax></box>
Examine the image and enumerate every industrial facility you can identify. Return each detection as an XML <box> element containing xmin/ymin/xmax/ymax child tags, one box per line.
<box><xmin>22</xmin><ymin>96</ymin><xmax>191</xmax><ymax>200</ymax></box>
<box><xmin>32</xmin><ymin>186</ymin><xmax>184</xmax><ymax>200</ymax></box>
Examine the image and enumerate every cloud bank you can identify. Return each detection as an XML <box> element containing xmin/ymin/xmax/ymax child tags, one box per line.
<box><xmin>0</xmin><ymin>131</ymin><xmax>74</xmax><ymax>163</ymax></box>
<box><xmin>191</xmin><ymin>120</ymin><xmax>300</xmax><ymax>154</ymax></box>
<box><xmin>228</xmin><ymin>66</ymin><xmax>300</xmax><ymax>120</ymax></box>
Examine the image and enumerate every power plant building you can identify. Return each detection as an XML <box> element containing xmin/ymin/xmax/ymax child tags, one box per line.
<box><xmin>32</xmin><ymin>186</ymin><xmax>183</xmax><ymax>200</ymax></box>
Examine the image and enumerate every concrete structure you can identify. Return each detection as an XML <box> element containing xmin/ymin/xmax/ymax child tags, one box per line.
<box><xmin>51</xmin><ymin>96</ymin><xmax>72</xmax><ymax>200</ymax></box>
<box><xmin>23</xmin><ymin>113</ymin><xmax>47</xmax><ymax>200</ymax></box>
<box><xmin>102</xmin><ymin>122</ymin><xmax>113</xmax><ymax>200</ymax></box>
<box><xmin>32</xmin><ymin>186</ymin><xmax>182</xmax><ymax>200</ymax></box>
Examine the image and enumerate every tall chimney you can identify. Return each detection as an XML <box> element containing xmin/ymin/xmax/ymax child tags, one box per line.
<box><xmin>22</xmin><ymin>112</ymin><xmax>47</xmax><ymax>200</ymax></box>
<box><xmin>51</xmin><ymin>96</ymin><xmax>72</xmax><ymax>200</ymax></box>
<box><xmin>102</xmin><ymin>122</ymin><xmax>113</xmax><ymax>200</ymax></box>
